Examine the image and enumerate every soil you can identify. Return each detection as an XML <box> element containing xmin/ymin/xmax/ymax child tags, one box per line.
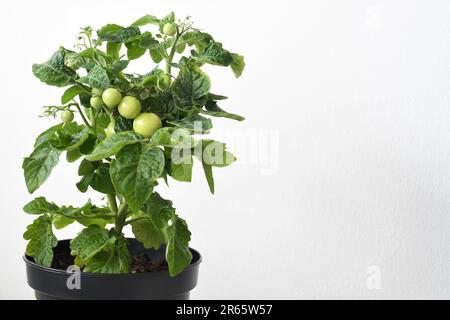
<box><xmin>46</xmin><ymin>250</ymin><xmax>168</xmax><ymax>273</ymax></box>
<box><xmin>131</xmin><ymin>254</ymin><xmax>168</xmax><ymax>273</ymax></box>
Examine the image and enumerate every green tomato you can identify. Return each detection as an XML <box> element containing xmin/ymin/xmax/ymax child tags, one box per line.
<box><xmin>105</xmin><ymin>121</ymin><xmax>116</xmax><ymax>137</ymax></box>
<box><xmin>163</xmin><ymin>23</ymin><xmax>176</xmax><ymax>36</ymax></box>
<box><xmin>102</xmin><ymin>88</ymin><xmax>122</xmax><ymax>108</ymax></box>
<box><xmin>133</xmin><ymin>113</ymin><xmax>162</xmax><ymax>138</ymax></box>
<box><xmin>157</xmin><ymin>74</ymin><xmax>172</xmax><ymax>91</ymax></box>
<box><xmin>90</xmin><ymin>96</ymin><xmax>103</xmax><ymax>110</ymax></box>
<box><xmin>61</xmin><ymin>110</ymin><xmax>74</xmax><ymax>123</ymax></box>
<box><xmin>118</xmin><ymin>96</ymin><xmax>141</xmax><ymax>119</ymax></box>
<box><xmin>92</xmin><ymin>88</ymin><xmax>104</xmax><ymax>96</ymax></box>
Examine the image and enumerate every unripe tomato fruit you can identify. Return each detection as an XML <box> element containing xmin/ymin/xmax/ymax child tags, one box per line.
<box><xmin>118</xmin><ymin>96</ymin><xmax>141</xmax><ymax>119</ymax></box>
<box><xmin>157</xmin><ymin>74</ymin><xmax>172</xmax><ymax>91</ymax></box>
<box><xmin>163</xmin><ymin>23</ymin><xmax>176</xmax><ymax>36</ymax></box>
<box><xmin>61</xmin><ymin>110</ymin><xmax>74</xmax><ymax>123</ymax></box>
<box><xmin>105</xmin><ymin>121</ymin><xmax>116</xmax><ymax>137</ymax></box>
<box><xmin>102</xmin><ymin>88</ymin><xmax>122</xmax><ymax>108</ymax></box>
<box><xmin>133</xmin><ymin>113</ymin><xmax>162</xmax><ymax>138</ymax></box>
<box><xmin>90</xmin><ymin>96</ymin><xmax>103</xmax><ymax>110</ymax></box>
<box><xmin>92</xmin><ymin>88</ymin><xmax>104</xmax><ymax>96</ymax></box>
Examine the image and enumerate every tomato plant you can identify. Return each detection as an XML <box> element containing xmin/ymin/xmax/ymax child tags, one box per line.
<box><xmin>23</xmin><ymin>12</ymin><xmax>245</xmax><ymax>277</ymax></box>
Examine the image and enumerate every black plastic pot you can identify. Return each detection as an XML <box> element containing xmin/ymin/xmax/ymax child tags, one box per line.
<box><xmin>24</xmin><ymin>239</ymin><xmax>201</xmax><ymax>300</ymax></box>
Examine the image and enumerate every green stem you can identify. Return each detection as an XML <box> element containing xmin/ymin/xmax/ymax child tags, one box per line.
<box><xmin>106</xmin><ymin>194</ymin><xmax>118</xmax><ymax>215</ymax></box>
<box><xmin>89</xmin><ymin>108</ymin><xmax>96</xmax><ymax>129</ymax></box>
<box><xmin>74</xmin><ymin>104</ymin><xmax>94</xmax><ymax>131</ymax></box>
<box><xmin>165</xmin><ymin>29</ymin><xmax>181</xmax><ymax>76</ymax></box>
<box><xmin>124</xmin><ymin>216</ymin><xmax>147</xmax><ymax>226</ymax></box>
<box><xmin>115</xmin><ymin>201</ymin><xmax>129</xmax><ymax>233</ymax></box>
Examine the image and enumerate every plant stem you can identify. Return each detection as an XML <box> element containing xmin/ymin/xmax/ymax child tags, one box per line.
<box><xmin>165</xmin><ymin>30</ymin><xmax>181</xmax><ymax>76</ymax></box>
<box><xmin>74</xmin><ymin>104</ymin><xmax>94</xmax><ymax>131</ymax></box>
<box><xmin>124</xmin><ymin>216</ymin><xmax>147</xmax><ymax>226</ymax></box>
<box><xmin>106</xmin><ymin>194</ymin><xmax>118</xmax><ymax>215</ymax></box>
<box><xmin>115</xmin><ymin>201</ymin><xmax>129</xmax><ymax>234</ymax></box>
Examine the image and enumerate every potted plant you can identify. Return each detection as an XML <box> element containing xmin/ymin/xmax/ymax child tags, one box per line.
<box><xmin>22</xmin><ymin>12</ymin><xmax>245</xmax><ymax>300</ymax></box>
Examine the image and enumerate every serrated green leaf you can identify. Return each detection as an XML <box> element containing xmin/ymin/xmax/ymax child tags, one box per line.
<box><xmin>34</xmin><ymin>124</ymin><xmax>61</xmax><ymax>148</ymax></box>
<box><xmin>230</xmin><ymin>53</ymin><xmax>245</xmax><ymax>78</ymax></box>
<box><xmin>89</xmin><ymin>163</ymin><xmax>115</xmax><ymax>194</ymax></box>
<box><xmin>80</xmin><ymin>65</ymin><xmax>110</xmax><ymax>89</ymax></box>
<box><xmin>49</xmin><ymin>122</ymin><xmax>90</xmax><ymax>151</ymax></box>
<box><xmin>110</xmin><ymin>60</ymin><xmax>129</xmax><ymax>72</ymax></box>
<box><xmin>197</xmin><ymin>139</ymin><xmax>236</xmax><ymax>167</ymax></box>
<box><xmin>70</xmin><ymin>225</ymin><xmax>115</xmax><ymax>262</ymax></box>
<box><xmin>165</xmin><ymin>215</ymin><xmax>192</xmax><ymax>277</ymax></box>
<box><xmin>83</xmin><ymin>237</ymin><xmax>130</xmax><ymax>273</ymax></box>
<box><xmin>23</xmin><ymin>197</ymin><xmax>59</xmax><ymax>215</ymax></box>
<box><xmin>78</xmin><ymin>159</ymin><xmax>100</xmax><ymax>176</ymax></box>
<box><xmin>99</xmin><ymin>26</ymin><xmax>141</xmax><ymax>43</ymax></box>
<box><xmin>61</xmin><ymin>85</ymin><xmax>85</xmax><ymax>104</ymax></box>
<box><xmin>168</xmin><ymin>114</ymin><xmax>212</xmax><ymax>133</ymax></box>
<box><xmin>66</xmin><ymin>148</ymin><xmax>83</xmax><ymax>163</ymax></box>
<box><xmin>32</xmin><ymin>48</ymin><xmax>74</xmax><ymax>87</ymax></box>
<box><xmin>202</xmin><ymin>100</ymin><xmax>245</xmax><ymax>121</ymax></box>
<box><xmin>131</xmin><ymin>218</ymin><xmax>164</xmax><ymax>250</ymax></box>
<box><xmin>111</xmin><ymin>144</ymin><xmax>164</xmax><ymax>211</ymax></box>
<box><xmin>23</xmin><ymin>215</ymin><xmax>58</xmax><ymax>267</ymax></box>
<box><xmin>53</xmin><ymin>215</ymin><xmax>75</xmax><ymax>229</ymax></box>
<box><xmin>193</xmin><ymin>41</ymin><xmax>233</xmax><ymax>66</ymax></box>
<box><xmin>23</xmin><ymin>142</ymin><xmax>61</xmax><ymax>194</ymax></box>
<box><xmin>202</xmin><ymin>161</ymin><xmax>214</xmax><ymax>194</ymax></box>
<box><xmin>131</xmin><ymin>14</ymin><xmax>159</xmax><ymax>27</ymax></box>
<box><xmin>76</xmin><ymin>174</ymin><xmax>92</xmax><ymax>193</ymax></box>
<box><xmin>126</xmin><ymin>40</ymin><xmax>146</xmax><ymax>60</ymax></box>
<box><xmin>86</xmin><ymin>131</ymin><xmax>141</xmax><ymax>161</ymax></box>
<box><xmin>149</xmin><ymin>47</ymin><xmax>164</xmax><ymax>63</ymax></box>
<box><xmin>172</xmin><ymin>65</ymin><xmax>211</xmax><ymax>109</ymax></box>
<box><xmin>151</xmin><ymin>127</ymin><xmax>195</xmax><ymax>148</ymax></box>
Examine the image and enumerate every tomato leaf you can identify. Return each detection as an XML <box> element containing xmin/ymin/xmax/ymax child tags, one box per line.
<box><xmin>131</xmin><ymin>14</ymin><xmax>160</xmax><ymax>27</ymax></box>
<box><xmin>98</xmin><ymin>26</ymin><xmax>141</xmax><ymax>43</ymax></box>
<box><xmin>192</xmin><ymin>41</ymin><xmax>233</xmax><ymax>66</ymax></box>
<box><xmin>80</xmin><ymin>65</ymin><xmax>110</xmax><ymax>89</ymax></box>
<box><xmin>34</xmin><ymin>124</ymin><xmax>61</xmax><ymax>148</ymax></box>
<box><xmin>61</xmin><ymin>85</ymin><xmax>85</xmax><ymax>104</ymax></box>
<box><xmin>201</xmin><ymin>100</ymin><xmax>245</xmax><ymax>121</ymax></box>
<box><xmin>131</xmin><ymin>218</ymin><xmax>165</xmax><ymax>250</ymax></box>
<box><xmin>125</xmin><ymin>40</ymin><xmax>147</xmax><ymax>60</ymax></box>
<box><xmin>70</xmin><ymin>225</ymin><xmax>115</xmax><ymax>262</ymax></box>
<box><xmin>86</xmin><ymin>131</ymin><xmax>141</xmax><ymax>161</ymax></box>
<box><xmin>110</xmin><ymin>144</ymin><xmax>165</xmax><ymax>211</ymax></box>
<box><xmin>172</xmin><ymin>65</ymin><xmax>211</xmax><ymax>109</ymax></box>
<box><xmin>49</xmin><ymin>122</ymin><xmax>90</xmax><ymax>151</ymax></box>
<box><xmin>23</xmin><ymin>215</ymin><xmax>58</xmax><ymax>267</ymax></box>
<box><xmin>32</xmin><ymin>48</ymin><xmax>74</xmax><ymax>87</ymax></box>
<box><xmin>168</xmin><ymin>114</ymin><xmax>213</xmax><ymax>133</ymax></box>
<box><xmin>23</xmin><ymin>142</ymin><xmax>61</xmax><ymax>194</ymax></box>
<box><xmin>165</xmin><ymin>215</ymin><xmax>192</xmax><ymax>277</ymax></box>
<box><xmin>230</xmin><ymin>53</ymin><xmax>245</xmax><ymax>78</ymax></box>
<box><xmin>83</xmin><ymin>237</ymin><xmax>131</xmax><ymax>273</ymax></box>
<box><xmin>23</xmin><ymin>197</ymin><xmax>59</xmax><ymax>215</ymax></box>
<box><xmin>89</xmin><ymin>163</ymin><xmax>115</xmax><ymax>194</ymax></box>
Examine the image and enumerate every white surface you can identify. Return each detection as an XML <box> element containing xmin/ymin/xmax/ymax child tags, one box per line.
<box><xmin>1</xmin><ymin>0</ymin><xmax>449</xmax><ymax>299</ymax></box>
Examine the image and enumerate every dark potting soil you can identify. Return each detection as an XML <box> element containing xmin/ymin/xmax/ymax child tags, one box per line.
<box><xmin>131</xmin><ymin>254</ymin><xmax>168</xmax><ymax>273</ymax></box>
<box><xmin>48</xmin><ymin>249</ymin><xmax>168</xmax><ymax>273</ymax></box>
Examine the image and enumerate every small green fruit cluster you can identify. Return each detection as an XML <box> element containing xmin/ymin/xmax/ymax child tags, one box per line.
<box><xmin>92</xmin><ymin>87</ymin><xmax>162</xmax><ymax>138</ymax></box>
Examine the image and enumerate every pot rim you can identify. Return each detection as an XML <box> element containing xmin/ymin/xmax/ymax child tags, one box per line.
<box><xmin>23</xmin><ymin>239</ymin><xmax>202</xmax><ymax>279</ymax></box>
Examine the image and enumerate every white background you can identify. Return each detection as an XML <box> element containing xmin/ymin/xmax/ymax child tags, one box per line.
<box><xmin>0</xmin><ymin>0</ymin><xmax>449</xmax><ymax>299</ymax></box>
